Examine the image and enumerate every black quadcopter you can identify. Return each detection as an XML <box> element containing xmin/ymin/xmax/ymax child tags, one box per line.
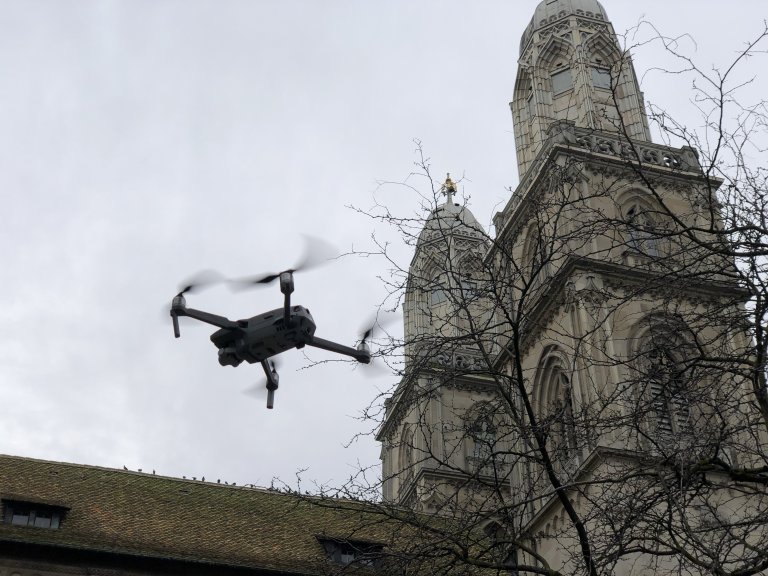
<box><xmin>170</xmin><ymin>264</ymin><xmax>372</xmax><ymax>410</ymax></box>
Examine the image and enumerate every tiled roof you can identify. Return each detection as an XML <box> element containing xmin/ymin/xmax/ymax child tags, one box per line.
<box><xmin>0</xmin><ymin>454</ymin><xmax>395</xmax><ymax>573</ymax></box>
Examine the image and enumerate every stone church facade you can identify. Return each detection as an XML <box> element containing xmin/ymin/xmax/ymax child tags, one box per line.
<box><xmin>378</xmin><ymin>0</ymin><xmax>765</xmax><ymax>574</ymax></box>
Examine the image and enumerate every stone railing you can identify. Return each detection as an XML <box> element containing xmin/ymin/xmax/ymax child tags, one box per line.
<box><xmin>494</xmin><ymin>121</ymin><xmax>702</xmax><ymax>234</ymax></box>
<box><xmin>554</xmin><ymin>122</ymin><xmax>701</xmax><ymax>171</ymax></box>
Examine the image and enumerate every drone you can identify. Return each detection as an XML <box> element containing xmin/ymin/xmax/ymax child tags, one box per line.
<box><xmin>170</xmin><ymin>267</ymin><xmax>372</xmax><ymax>410</ymax></box>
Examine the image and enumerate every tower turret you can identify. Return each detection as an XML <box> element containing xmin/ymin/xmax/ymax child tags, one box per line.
<box><xmin>512</xmin><ymin>0</ymin><xmax>651</xmax><ymax>178</ymax></box>
<box><xmin>379</xmin><ymin>177</ymin><xmax>506</xmax><ymax>510</ymax></box>
<box><xmin>402</xmin><ymin>175</ymin><xmax>487</xmax><ymax>368</ymax></box>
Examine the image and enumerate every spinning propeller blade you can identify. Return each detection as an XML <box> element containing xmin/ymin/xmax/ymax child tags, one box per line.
<box><xmin>229</xmin><ymin>235</ymin><xmax>338</xmax><ymax>290</ymax></box>
<box><xmin>176</xmin><ymin>269</ymin><xmax>225</xmax><ymax>297</ymax></box>
<box><xmin>355</xmin><ymin>312</ymin><xmax>399</xmax><ymax>376</ymax></box>
<box><xmin>169</xmin><ymin>270</ymin><xmax>226</xmax><ymax>337</ymax></box>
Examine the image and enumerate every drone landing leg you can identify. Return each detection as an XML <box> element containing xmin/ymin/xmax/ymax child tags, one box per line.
<box><xmin>261</xmin><ymin>360</ymin><xmax>280</xmax><ymax>409</ymax></box>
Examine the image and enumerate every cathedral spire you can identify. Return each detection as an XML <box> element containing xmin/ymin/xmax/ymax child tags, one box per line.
<box><xmin>441</xmin><ymin>173</ymin><xmax>457</xmax><ymax>205</ymax></box>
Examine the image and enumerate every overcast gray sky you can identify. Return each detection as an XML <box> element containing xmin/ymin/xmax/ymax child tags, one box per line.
<box><xmin>0</xmin><ymin>0</ymin><xmax>765</xmax><ymax>490</ymax></box>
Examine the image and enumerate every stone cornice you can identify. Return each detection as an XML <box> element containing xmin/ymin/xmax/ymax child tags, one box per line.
<box><xmin>490</xmin><ymin>254</ymin><xmax>749</xmax><ymax>370</ymax></box>
<box><xmin>490</xmin><ymin>122</ymin><xmax>721</xmax><ymax>250</ymax></box>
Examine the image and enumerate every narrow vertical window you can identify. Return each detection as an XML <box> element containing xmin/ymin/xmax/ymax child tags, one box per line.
<box><xmin>471</xmin><ymin>415</ymin><xmax>496</xmax><ymax>461</ymax></box>
<box><xmin>551</xmin><ymin>69</ymin><xmax>573</xmax><ymax>95</ymax></box>
<box><xmin>527</xmin><ymin>91</ymin><xmax>535</xmax><ymax>122</ymax></box>
<box><xmin>626</xmin><ymin>205</ymin><xmax>660</xmax><ymax>257</ymax></box>
<box><xmin>647</xmin><ymin>347</ymin><xmax>693</xmax><ymax>438</ymax></box>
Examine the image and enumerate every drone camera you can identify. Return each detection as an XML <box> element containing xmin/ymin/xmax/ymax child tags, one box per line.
<box><xmin>218</xmin><ymin>347</ymin><xmax>242</xmax><ymax>367</ymax></box>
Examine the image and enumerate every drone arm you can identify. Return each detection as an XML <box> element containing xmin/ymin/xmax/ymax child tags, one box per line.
<box><xmin>306</xmin><ymin>336</ymin><xmax>372</xmax><ymax>364</ymax></box>
<box><xmin>172</xmin><ymin>307</ymin><xmax>239</xmax><ymax>333</ymax></box>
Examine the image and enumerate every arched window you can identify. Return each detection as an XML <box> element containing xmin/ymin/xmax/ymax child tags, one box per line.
<box><xmin>631</xmin><ymin>318</ymin><xmax>701</xmax><ymax>447</ymax></box>
<box><xmin>551</xmin><ymin>68</ymin><xmax>573</xmax><ymax>95</ymax></box>
<box><xmin>645</xmin><ymin>345</ymin><xmax>693</xmax><ymax>437</ymax></box>
<box><xmin>471</xmin><ymin>414</ymin><xmax>497</xmax><ymax>461</ymax></box>
<box><xmin>398</xmin><ymin>426</ymin><xmax>415</xmax><ymax>486</ymax></box>
<box><xmin>429</xmin><ymin>273</ymin><xmax>448</xmax><ymax>306</ymax></box>
<box><xmin>535</xmin><ymin>351</ymin><xmax>579</xmax><ymax>468</ymax></box>
<box><xmin>522</xmin><ymin>225</ymin><xmax>549</xmax><ymax>283</ymax></box>
<box><xmin>553</xmin><ymin>374</ymin><xmax>578</xmax><ymax>459</ymax></box>
<box><xmin>465</xmin><ymin>407</ymin><xmax>500</xmax><ymax>474</ymax></box>
<box><xmin>625</xmin><ymin>202</ymin><xmax>661</xmax><ymax>257</ymax></box>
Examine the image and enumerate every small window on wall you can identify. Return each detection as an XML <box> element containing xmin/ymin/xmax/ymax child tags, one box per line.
<box><xmin>430</xmin><ymin>288</ymin><xmax>447</xmax><ymax>306</ymax></box>
<box><xmin>592</xmin><ymin>67</ymin><xmax>612</xmax><ymax>90</ymax></box>
<box><xmin>551</xmin><ymin>68</ymin><xmax>572</xmax><ymax>95</ymax></box>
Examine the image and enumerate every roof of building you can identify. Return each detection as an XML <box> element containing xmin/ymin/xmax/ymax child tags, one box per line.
<box><xmin>521</xmin><ymin>0</ymin><xmax>610</xmax><ymax>54</ymax></box>
<box><xmin>532</xmin><ymin>0</ymin><xmax>608</xmax><ymax>26</ymax></box>
<box><xmin>416</xmin><ymin>201</ymin><xmax>485</xmax><ymax>247</ymax></box>
<box><xmin>0</xmin><ymin>454</ymin><xmax>397</xmax><ymax>573</ymax></box>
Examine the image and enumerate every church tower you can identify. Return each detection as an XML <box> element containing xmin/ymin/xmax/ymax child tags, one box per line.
<box><xmin>377</xmin><ymin>176</ymin><xmax>512</xmax><ymax>513</ymax></box>
<box><xmin>381</xmin><ymin>3</ymin><xmax>759</xmax><ymax>572</ymax></box>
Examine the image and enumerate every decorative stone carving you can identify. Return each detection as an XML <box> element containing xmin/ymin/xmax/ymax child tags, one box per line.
<box><xmin>576</xmin><ymin>18</ymin><xmax>608</xmax><ymax>34</ymax></box>
<box><xmin>433</xmin><ymin>351</ymin><xmax>486</xmax><ymax>372</ymax></box>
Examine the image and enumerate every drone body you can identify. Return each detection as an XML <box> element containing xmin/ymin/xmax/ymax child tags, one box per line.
<box><xmin>170</xmin><ymin>270</ymin><xmax>371</xmax><ymax>409</ymax></box>
<box><xmin>211</xmin><ymin>305</ymin><xmax>316</xmax><ymax>367</ymax></box>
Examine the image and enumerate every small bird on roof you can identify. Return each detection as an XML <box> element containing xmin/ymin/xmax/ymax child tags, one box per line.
<box><xmin>123</xmin><ymin>466</ymin><xmax>128</xmax><ymax>470</ymax></box>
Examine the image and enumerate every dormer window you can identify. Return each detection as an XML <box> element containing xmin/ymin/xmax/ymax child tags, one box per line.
<box><xmin>551</xmin><ymin>68</ymin><xmax>573</xmax><ymax>95</ymax></box>
<box><xmin>317</xmin><ymin>536</ymin><xmax>384</xmax><ymax>567</ymax></box>
<box><xmin>2</xmin><ymin>499</ymin><xmax>66</xmax><ymax>529</ymax></box>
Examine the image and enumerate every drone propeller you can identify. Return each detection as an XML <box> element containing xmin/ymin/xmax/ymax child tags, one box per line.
<box><xmin>358</xmin><ymin>323</ymin><xmax>375</xmax><ymax>356</ymax></box>
<box><xmin>175</xmin><ymin>269</ymin><xmax>226</xmax><ymax>297</ymax></box>
<box><xmin>229</xmin><ymin>235</ymin><xmax>338</xmax><ymax>290</ymax></box>
<box><xmin>356</xmin><ymin>312</ymin><xmax>397</xmax><ymax>367</ymax></box>
<box><xmin>358</xmin><ymin>312</ymin><xmax>396</xmax><ymax>348</ymax></box>
<box><xmin>357</xmin><ymin>313</ymin><xmax>397</xmax><ymax>375</ymax></box>
<box><xmin>169</xmin><ymin>270</ymin><xmax>227</xmax><ymax>337</ymax></box>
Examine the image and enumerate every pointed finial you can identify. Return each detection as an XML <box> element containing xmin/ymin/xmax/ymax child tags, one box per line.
<box><xmin>442</xmin><ymin>173</ymin><xmax>456</xmax><ymax>205</ymax></box>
